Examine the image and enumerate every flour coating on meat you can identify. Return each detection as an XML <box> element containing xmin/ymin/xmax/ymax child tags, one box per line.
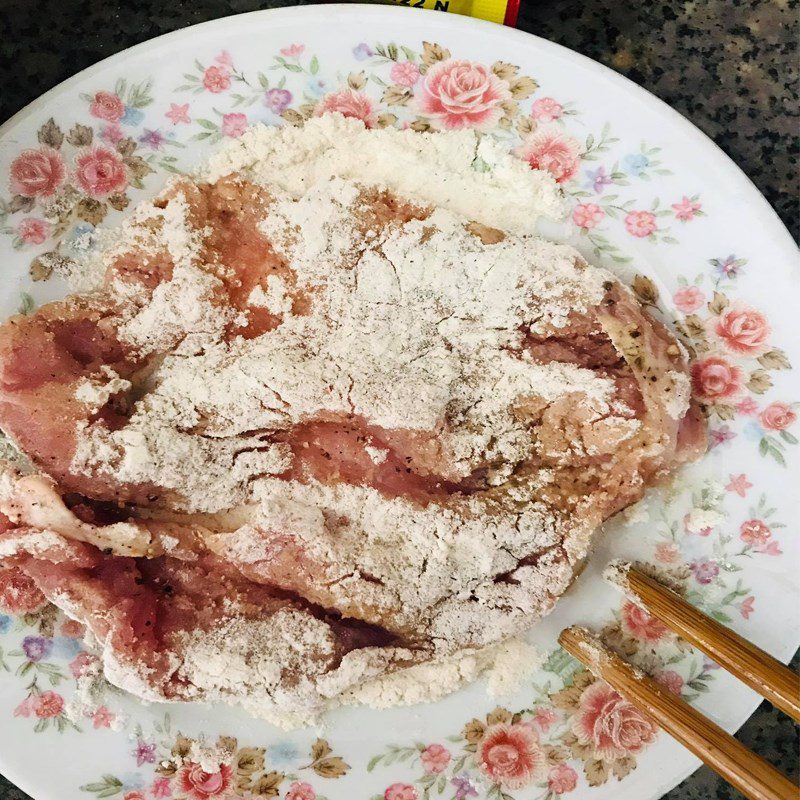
<box><xmin>0</xmin><ymin>117</ymin><xmax>706</xmax><ymax>724</ymax></box>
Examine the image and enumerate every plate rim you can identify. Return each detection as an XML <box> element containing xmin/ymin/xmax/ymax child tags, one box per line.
<box><xmin>0</xmin><ymin>6</ymin><xmax>796</xmax><ymax>799</ymax></box>
<box><xmin>1</xmin><ymin>3</ymin><xmax>795</xmax><ymax>260</ymax></box>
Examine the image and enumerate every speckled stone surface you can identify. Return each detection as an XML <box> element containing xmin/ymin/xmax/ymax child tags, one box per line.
<box><xmin>0</xmin><ymin>1</ymin><xmax>797</xmax><ymax>798</ymax></box>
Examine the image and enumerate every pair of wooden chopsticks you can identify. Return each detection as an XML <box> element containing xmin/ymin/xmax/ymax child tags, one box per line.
<box><xmin>559</xmin><ymin>564</ymin><xmax>800</xmax><ymax>800</ymax></box>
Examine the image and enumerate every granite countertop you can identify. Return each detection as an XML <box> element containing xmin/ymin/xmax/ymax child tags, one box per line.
<box><xmin>0</xmin><ymin>1</ymin><xmax>797</xmax><ymax>798</ymax></box>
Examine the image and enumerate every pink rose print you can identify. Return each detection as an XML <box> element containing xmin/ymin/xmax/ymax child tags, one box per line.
<box><xmin>100</xmin><ymin>124</ymin><xmax>124</xmax><ymax>145</ymax></box>
<box><xmin>166</xmin><ymin>103</ymin><xmax>191</xmax><ymax>125</ymax></box>
<box><xmin>9</xmin><ymin>147</ymin><xmax>66</xmax><ymax>198</ymax></box>
<box><xmin>572</xmin><ymin>202</ymin><xmax>604</xmax><ymax>229</ymax></box>
<box><xmin>74</xmin><ymin>146</ymin><xmax>128</xmax><ymax>198</ymax></box>
<box><xmin>656</xmin><ymin>670</ymin><xmax>684</xmax><ymax>695</ymax></box>
<box><xmin>69</xmin><ymin>651</ymin><xmax>98</xmax><ymax>678</ymax></box>
<box><xmin>621</xmin><ymin>601</ymin><xmax>669</xmax><ymax>642</ymax></box>
<box><xmin>759</xmin><ymin>402</ymin><xmax>797</xmax><ymax>431</ymax></box>
<box><xmin>215</xmin><ymin>50</ymin><xmax>233</xmax><ymax>67</ymax></box>
<box><xmin>760</xmin><ymin>541</ymin><xmax>783</xmax><ymax>556</ymax></box>
<box><xmin>548</xmin><ymin>763</ymin><xmax>578</xmax><ymax>794</ymax></box>
<box><xmin>711</xmin><ymin>303</ymin><xmax>771</xmax><ymax>355</ymax></box>
<box><xmin>420</xmin><ymin>743</ymin><xmax>451</xmax><ymax>774</ymax></box>
<box><xmin>654</xmin><ymin>541</ymin><xmax>680</xmax><ymax>563</ymax></box>
<box><xmin>740</xmin><ymin>519</ymin><xmax>771</xmax><ymax>546</ymax></box>
<box><xmin>178</xmin><ymin>763</ymin><xmax>233</xmax><ymax>800</ymax></box>
<box><xmin>264</xmin><ymin>88</ymin><xmax>292</xmax><ymax>113</ymax></box>
<box><xmin>315</xmin><ymin>90</ymin><xmax>377</xmax><ymax>128</ymax></box>
<box><xmin>286</xmin><ymin>782</ymin><xmax>316</xmax><ymax>800</ymax></box>
<box><xmin>221</xmin><ymin>112</ymin><xmax>248</xmax><ymax>138</ymax></box>
<box><xmin>92</xmin><ymin>705</ymin><xmax>115</xmax><ymax>729</ymax></box>
<box><xmin>516</xmin><ymin>127</ymin><xmax>582</xmax><ymax>183</ymax></box>
<box><xmin>672</xmin><ymin>195</ymin><xmax>702</xmax><ymax>221</ymax></box>
<box><xmin>572</xmin><ymin>681</ymin><xmax>658</xmax><ymax>760</ymax></box>
<box><xmin>203</xmin><ymin>65</ymin><xmax>231</xmax><ymax>93</ymax></box>
<box><xmin>89</xmin><ymin>91</ymin><xmax>125</xmax><ymax>122</ymax></box>
<box><xmin>690</xmin><ymin>558</ymin><xmax>719</xmax><ymax>585</ymax></box>
<box><xmin>691</xmin><ymin>356</ymin><xmax>743</xmax><ymax>402</ymax></box>
<box><xmin>33</xmin><ymin>690</ymin><xmax>64</xmax><ymax>718</ymax></box>
<box><xmin>531</xmin><ymin>97</ymin><xmax>563</xmax><ymax>122</ymax></box>
<box><xmin>477</xmin><ymin>722</ymin><xmax>548</xmax><ymax>790</ymax></box>
<box><xmin>0</xmin><ymin>566</ymin><xmax>46</xmax><ymax>613</ymax></box>
<box><xmin>13</xmin><ymin>697</ymin><xmax>32</xmax><ymax>717</ymax></box>
<box><xmin>739</xmin><ymin>596</ymin><xmax>755</xmax><ymax>620</ymax></box>
<box><xmin>17</xmin><ymin>217</ymin><xmax>50</xmax><ymax>244</ymax></box>
<box><xmin>624</xmin><ymin>209</ymin><xmax>657</xmax><ymax>238</ymax></box>
<box><xmin>390</xmin><ymin>61</ymin><xmax>421</xmax><ymax>87</ymax></box>
<box><xmin>280</xmin><ymin>43</ymin><xmax>305</xmax><ymax>57</ymax></box>
<box><xmin>416</xmin><ymin>59</ymin><xmax>511</xmax><ymax>131</ymax></box>
<box><xmin>533</xmin><ymin>706</ymin><xmax>558</xmax><ymax>732</ymax></box>
<box><xmin>123</xmin><ymin>792</ymin><xmax>146</xmax><ymax>800</ymax></box>
<box><xmin>725</xmin><ymin>473</ymin><xmax>753</xmax><ymax>497</ymax></box>
<box><xmin>384</xmin><ymin>784</ymin><xmax>418</xmax><ymax>800</ymax></box>
<box><xmin>151</xmin><ymin>778</ymin><xmax>173</xmax><ymax>799</ymax></box>
<box><xmin>736</xmin><ymin>397</ymin><xmax>759</xmax><ymax>415</ymax></box>
<box><xmin>672</xmin><ymin>286</ymin><xmax>705</xmax><ymax>314</ymax></box>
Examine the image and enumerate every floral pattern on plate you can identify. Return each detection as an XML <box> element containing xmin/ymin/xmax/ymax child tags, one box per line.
<box><xmin>78</xmin><ymin>730</ymin><xmax>347</xmax><ymax>800</ymax></box>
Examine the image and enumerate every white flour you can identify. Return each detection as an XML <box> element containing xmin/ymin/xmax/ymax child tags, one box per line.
<box><xmin>341</xmin><ymin>638</ymin><xmax>542</xmax><ymax>708</ymax></box>
<box><xmin>74</xmin><ymin>367</ymin><xmax>132</xmax><ymax>412</ymax></box>
<box><xmin>223</xmin><ymin>475</ymin><xmax>578</xmax><ymax>653</ymax></box>
<box><xmin>200</xmin><ymin>115</ymin><xmax>566</xmax><ymax>233</ymax></box>
<box><xmin>177</xmin><ymin>610</ymin><xmax>340</xmax><ymax>723</ymax></box>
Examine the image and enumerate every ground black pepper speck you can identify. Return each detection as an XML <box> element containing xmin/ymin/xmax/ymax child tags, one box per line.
<box><xmin>0</xmin><ymin>1</ymin><xmax>796</xmax><ymax>798</ymax></box>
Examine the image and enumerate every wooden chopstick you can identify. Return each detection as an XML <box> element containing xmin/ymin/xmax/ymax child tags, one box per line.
<box><xmin>559</xmin><ymin>626</ymin><xmax>797</xmax><ymax>800</ymax></box>
<box><xmin>606</xmin><ymin>563</ymin><xmax>800</xmax><ymax>722</ymax></box>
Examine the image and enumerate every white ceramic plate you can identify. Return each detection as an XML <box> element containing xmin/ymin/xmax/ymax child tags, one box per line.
<box><xmin>0</xmin><ymin>7</ymin><xmax>797</xmax><ymax>800</ymax></box>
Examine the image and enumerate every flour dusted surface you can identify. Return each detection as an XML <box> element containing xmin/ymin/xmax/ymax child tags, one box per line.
<box><xmin>343</xmin><ymin>638</ymin><xmax>542</xmax><ymax>708</ymax></box>
<box><xmin>70</xmin><ymin>123</ymin><xmax>617</xmax><ymax>513</ymax></box>
<box><xmin>200</xmin><ymin>115</ymin><xmax>566</xmax><ymax>233</ymax></box>
<box><xmin>177</xmin><ymin>610</ymin><xmax>340</xmax><ymax>722</ymax></box>
<box><xmin>62</xmin><ymin>120</ymin><xmax>628</xmax><ymax>714</ymax></box>
<box><xmin>0</xmin><ymin>116</ymin><xmax>703</xmax><ymax>726</ymax></box>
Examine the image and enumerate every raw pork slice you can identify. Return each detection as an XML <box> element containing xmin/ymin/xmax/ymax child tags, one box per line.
<box><xmin>0</xmin><ymin>472</ymin><xmax>417</xmax><ymax>723</ymax></box>
<box><xmin>0</xmin><ymin>160</ymin><xmax>705</xmax><ymax>721</ymax></box>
